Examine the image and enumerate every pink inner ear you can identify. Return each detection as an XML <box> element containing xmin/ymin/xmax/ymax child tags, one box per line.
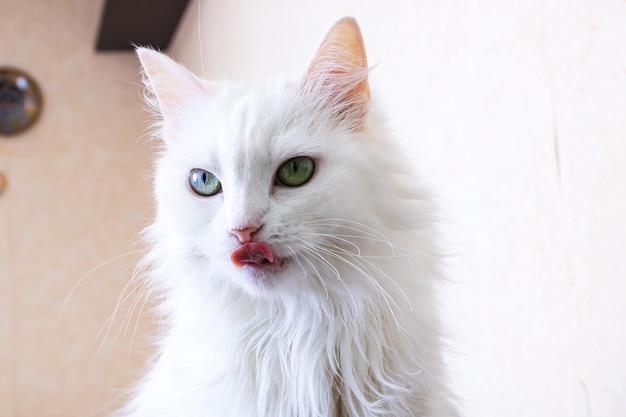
<box><xmin>136</xmin><ymin>47</ymin><xmax>205</xmax><ymax>125</ymax></box>
<box><xmin>302</xmin><ymin>17</ymin><xmax>371</xmax><ymax>127</ymax></box>
<box><xmin>231</xmin><ymin>242</ymin><xmax>274</xmax><ymax>267</ymax></box>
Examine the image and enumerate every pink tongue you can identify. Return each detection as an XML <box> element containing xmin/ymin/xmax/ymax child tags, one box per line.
<box><xmin>231</xmin><ymin>242</ymin><xmax>274</xmax><ymax>268</ymax></box>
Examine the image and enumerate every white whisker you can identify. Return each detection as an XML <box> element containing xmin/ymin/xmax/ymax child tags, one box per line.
<box><xmin>94</xmin><ymin>277</ymin><xmax>142</xmax><ymax>359</ymax></box>
<box><xmin>127</xmin><ymin>285</ymin><xmax>154</xmax><ymax>357</ymax></box>
<box><xmin>324</xmin><ymin>242</ymin><xmax>413</xmax><ymax>314</ymax></box>
<box><xmin>292</xmin><ymin>237</ymin><xmax>341</xmax><ymax>280</ymax></box>
<box><xmin>300</xmin><ymin>232</ymin><xmax>362</xmax><ymax>255</ymax></box>
<box><xmin>301</xmin><ymin>218</ymin><xmax>396</xmax><ymax>252</ymax></box>
<box><xmin>60</xmin><ymin>249</ymin><xmax>145</xmax><ymax>318</ymax></box>
<box><xmin>313</xmin><ymin>244</ymin><xmax>404</xmax><ymax>330</ymax></box>
<box><xmin>197</xmin><ymin>0</ymin><xmax>205</xmax><ymax>78</ymax></box>
<box><xmin>291</xmin><ymin>238</ymin><xmax>359</xmax><ymax>312</ymax></box>
<box><xmin>286</xmin><ymin>246</ymin><xmax>330</xmax><ymax>300</ymax></box>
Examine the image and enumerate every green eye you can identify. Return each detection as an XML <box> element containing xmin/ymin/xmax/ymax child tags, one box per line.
<box><xmin>189</xmin><ymin>168</ymin><xmax>222</xmax><ymax>196</ymax></box>
<box><xmin>276</xmin><ymin>156</ymin><xmax>315</xmax><ymax>187</ymax></box>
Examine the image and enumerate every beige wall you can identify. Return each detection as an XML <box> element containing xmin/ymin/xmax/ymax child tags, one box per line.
<box><xmin>172</xmin><ymin>1</ymin><xmax>626</xmax><ymax>416</ymax></box>
<box><xmin>1</xmin><ymin>0</ymin><xmax>152</xmax><ymax>415</ymax></box>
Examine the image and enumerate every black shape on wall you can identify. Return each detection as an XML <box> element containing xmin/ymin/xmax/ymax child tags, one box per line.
<box><xmin>96</xmin><ymin>0</ymin><xmax>191</xmax><ymax>51</ymax></box>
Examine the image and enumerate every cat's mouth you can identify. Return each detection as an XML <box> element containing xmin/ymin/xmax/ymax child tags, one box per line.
<box><xmin>230</xmin><ymin>242</ymin><xmax>288</xmax><ymax>273</ymax></box>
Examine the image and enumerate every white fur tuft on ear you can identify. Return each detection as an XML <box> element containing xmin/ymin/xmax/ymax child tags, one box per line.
<box><xmin>136</xmin><ymin>47</ymin><xmax>205</xmax><ymax>129</ymax></box>
<box><xmin>301</xmin><ymin>17</ymin><xmax>370</xmax><ymax>130</ymax></box>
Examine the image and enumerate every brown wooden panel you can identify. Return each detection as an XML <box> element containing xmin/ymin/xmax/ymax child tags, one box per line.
<box><xmin>96</xmin><ymin>0</ymin><xmax>191</xmax><ymax>51</ymax></box>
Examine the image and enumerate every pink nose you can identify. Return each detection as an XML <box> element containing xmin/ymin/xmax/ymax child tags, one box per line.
<box><xmin>230</xmin><ymin>226</ymin><xmax>259</xmax><ymax>243</ymax></box>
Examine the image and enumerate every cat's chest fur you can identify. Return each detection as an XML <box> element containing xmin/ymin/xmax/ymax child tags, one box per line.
<box><xmin>135</xmin><ymin>265</ymin><xmax>431</xmax><ymax>417</ymax></box>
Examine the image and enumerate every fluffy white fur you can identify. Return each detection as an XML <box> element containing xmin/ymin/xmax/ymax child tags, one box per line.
<box><xmin>118</xmin><ymin>18</ymin><xmax>458</xmax><ymax>417</ymax></box>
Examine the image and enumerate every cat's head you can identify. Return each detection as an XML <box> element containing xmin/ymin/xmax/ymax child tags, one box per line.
<box><xmin>138</xmin><ymin>18</ymin><xmax>414</xmax><ymax>300</ymax></box>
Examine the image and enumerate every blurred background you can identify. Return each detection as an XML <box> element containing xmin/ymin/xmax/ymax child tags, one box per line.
<box><xmin>1</xmin><ymin>0</ymin><xmax>625</xmax><ymax>416</ymax></box>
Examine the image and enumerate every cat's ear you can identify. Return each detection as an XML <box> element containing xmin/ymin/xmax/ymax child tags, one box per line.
<box><xmin>302</xmin><ymin>17</ymin><xmax>370</xmax><ymax>130</ymax></box>
<box><xmin>136</xmin><ymin>47</ymin><xmax>205</xmax><ymax>127</ymax></box>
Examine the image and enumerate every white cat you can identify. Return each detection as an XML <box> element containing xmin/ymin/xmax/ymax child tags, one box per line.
<box><xmin>119</xmin><ymin>17</ymin><xmax>459</xmax><ymax>417</ymax></box>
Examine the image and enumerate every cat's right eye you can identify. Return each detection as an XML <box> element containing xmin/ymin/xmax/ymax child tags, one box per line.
<box><xmin>189</xmin><ymin>168</ymin><xmax>222</xmax><ymax>196</ymax></box>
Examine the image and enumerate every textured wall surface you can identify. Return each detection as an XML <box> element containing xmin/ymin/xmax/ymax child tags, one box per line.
<box><xmin>171</xmin><ymin>1</ymin><xmax>626</xmax><ymax>416</ymax></box>
<box><xmin>0</xmin><ymin>0</ymin><xmax>153</xmax><ymax>415</ymax></box>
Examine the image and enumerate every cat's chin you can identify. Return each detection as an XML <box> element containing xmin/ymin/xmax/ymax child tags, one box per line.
<box><xmin>236</xmin><ymin>257</ymin><xmax>291</xmax><ymax>294</ymax></box>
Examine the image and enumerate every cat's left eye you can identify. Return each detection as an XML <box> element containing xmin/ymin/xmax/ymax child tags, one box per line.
<box><xmin>189</xmin><ymin>168</ymin><xmax>222</xmax><ymax>196</ymax></box>
<box><xmin>276</xmin><ymin>156</ymin><xmax>315</xmax><ymax>187</ymax></box>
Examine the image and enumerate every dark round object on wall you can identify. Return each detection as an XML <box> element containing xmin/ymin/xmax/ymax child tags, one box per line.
<box><xmin>0</xmin><ymin>67</ymin><xmax>43</xmax><ymax>136</ymax></box>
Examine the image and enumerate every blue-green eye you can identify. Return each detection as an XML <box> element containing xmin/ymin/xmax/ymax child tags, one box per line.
<box><xmin>189</xmin><ymin>168</ymin><xmax>222</xmax><ymax>196</ymax></box>
<box><xmin>276</xmin><ymin>156</ymin><xmax>315</xmax><ymax>187</ymax></box>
